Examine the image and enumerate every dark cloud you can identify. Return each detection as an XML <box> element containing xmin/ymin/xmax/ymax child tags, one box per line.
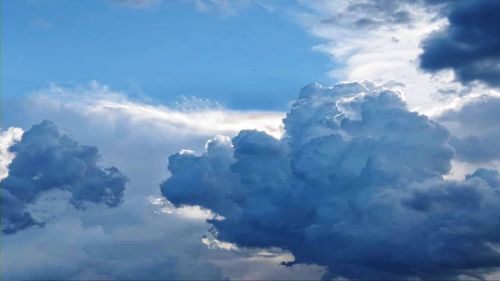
<box><xmin>439</xmin><ymin>95</ymin><xmax>500</xmax><ymax>163</ymax></box>
<box><xmin>162</xmin><ymin>82</ymin><xmax>500</xmax><ymax>279</ymax></box>
<box><xmin>420</xmin><ymin>0</ymin><xmax>500</xmax><ymax>87</ymax></box>
<box><xmin>1</xmin><ymin>120</ymin><xmax>127</xmax><ymax>234</ymax></box>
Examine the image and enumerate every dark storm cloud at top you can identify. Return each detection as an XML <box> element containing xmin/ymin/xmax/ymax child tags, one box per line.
<box><xmin>420</xmin><ymin>0</ymin><xmax>500</xmax><ymax>87</ymax></box>
<box><xmin>1</xmin><ymin>120</ymin><xmax>127</xmax><ymax>234</ymax></box>
<box><xmin>162</xmin><ymin>82</ymin><xmax>500</xmax><ymax>280</ymax></box>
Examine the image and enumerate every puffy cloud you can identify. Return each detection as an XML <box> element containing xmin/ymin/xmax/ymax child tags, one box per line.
<box><xmin>3</xmin><ymin>82</ymin><xmax>323</xmax><ymax>280</ymax></box>
<box><xmin>420</xmin><ymin>0</ymin><xmax>500</xmax><ymax>87</ymax></box>
<box><xmin>162</xmin><ymin>81</ymin><xmax>500</xmax><ymax>279</ymax></box>
<box><xmin>1</xmin><ymin>120</ymin><xmax>127</xmax><ymax>234</ymax></box>
<box><xmin>2</xmin><ymin>82</ymin><xmax>283</xmax><ymax>201</ymax></box>
<box><xmin>0</xmin><ymin>127</ymin><xmax>23</xmax><ymax>181</ymax></box>
<box><xmin>0</xmin><ymin>117</ymin><xmax>227</xmax><ymax>280</ymax></box>
<box><xmin>1</xmin><ymin>120</ymin><xmax>226</xmax><ymax>280</ymax></box>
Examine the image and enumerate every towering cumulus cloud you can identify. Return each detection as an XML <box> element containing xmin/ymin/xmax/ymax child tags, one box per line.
<box><xmin>162</xmin><ymin>82</ymin><xmax>500</xmax><ymax>279</ymax></box>
<box><xmin>1</xmin><ymin>120</ymin><xmax>127</xmax><ymax>234</ymax></box>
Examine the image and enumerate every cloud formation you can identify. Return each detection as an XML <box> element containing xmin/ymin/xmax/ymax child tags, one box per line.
<box><xmin>0</xmin><ymin>127</ymin><xmax>23</xmax><ymax>181</ymax></box>
<box><xmin>294</xmin><ymin>0</ymin><xmax>469</xmax><ymax>114</ymax></box>
<box><xmin>2</xmin><ymin>192</ymin><xmax>227</xmax><ymax>280</ymax></box>
<box><xmin>162</xmin><ymin>82</ymin><xmax>500</xmax><ymax>279</ymax></box>
<box><xmin>1</xmin><ymin>119</ymin><xmax>226</xmax><ymax>280</ymax></box>
<box><xmin>420</xmin><ymin>0</ymin><xmax>500</xmax><ymax>87</ymax></box>
<box><xmin>3</xmin><ymin>82</ymin><xmax>323</xmax><ymax>280</ymax></box>
<box><xmin>439</xmin><ymin>94</ymin><xmax>500</xmax><ymax>164</ymax></box>
<box><xmin>1</xmin><ymin>120</ymin><xmax>127</xmax><ymax>234</ymax></box>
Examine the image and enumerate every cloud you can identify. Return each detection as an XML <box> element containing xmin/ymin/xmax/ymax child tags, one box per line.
<box><xmin>420</xmin><ymin>0</ymin><xmax>500</xmax><ymax>87</ymax></box>
<box><xmin>0</xmin><ymin>127</ymin><xmax>23</xmax><ymax>181</ymax></box>
<box><xmin>14</xmin><ymin>82</ymin><xmax>283</xmax><ymax>139</ymax></box>
<box><xmin>438</xmin><ymin>94</ymin><xmax>500</xmax><ymax>164</ymax></box>
<box><xmin>162</xmin><ymin>81</ymin><xmax>500</xmax><ymax>279</ymax></box>
<box><xmin>2</xmin><ymin>82</ymin><xmax>283</xmax><ymax>201</ymax></box>
<box><xmin>2</xmin><ymin>191</ymin><xmax>226</xmax><ymax>280</ymax></box>
<box><xmin>1</xmin><ymin>120</ymin><xmax>127</xmax><ymax>234</ymax></box>
<box><xmin>112</xmin><ymin>0</ymin><xmax>161</xmax><ymax>9</ymax></box>
<box><xmin>293</xmin><ymin>0</ymin><xmax>497</xmax><ymax>115</ymax></box>
<box><xmin>1</xmin><ymin>117</ymin><xmax>226</xmax><ymax>280</ymax></box>
<box><xmin>294</xmin><ymin>0</ymin><xmax>464</xmax><ymax>114</ymax></box>
<box><xmin>3</xmin><ymin>82</ymin><xmax>324</xmax><ymax>280</ymax></box>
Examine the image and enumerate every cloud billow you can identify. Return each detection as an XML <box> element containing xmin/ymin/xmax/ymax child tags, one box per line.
<box><xmin>420</xmin><ymin>0</ymin><xmax>500</xmax><ymax>87</ymax></box>
<box><xmin>1</xmin><ymin>120</ymin><xmax>127</xmax><ymax>234</ymax></box>
<box><xmin>439</xmin><ymin>95</ymin><xmax>500</xmax><ymax>164</ymax></box>
<box><xmin>162</xmin><ymin>82</ymin><xmax>500</xmax><ymax>279</ymax></box>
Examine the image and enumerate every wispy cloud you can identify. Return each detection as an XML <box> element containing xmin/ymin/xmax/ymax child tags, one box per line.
<box><xmin>290</xmin><ymin>0</ymin><xmax>494</xmax><ymax>115</ymax></box>
<box><xmin>112</xmin><ymin>0</ymin><xmax>161</xmax><ymax>9</ymax></box>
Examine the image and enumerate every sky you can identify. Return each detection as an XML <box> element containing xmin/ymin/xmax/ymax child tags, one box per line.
<box><xmin>2</xmin><ymin>0</ymin><xmax>329</xmax><ymax>110</ymax></box>
<box><xmin>2</xmin><ymin>0</ymin><xmax>500</xmax><ymax>280</ymax></box>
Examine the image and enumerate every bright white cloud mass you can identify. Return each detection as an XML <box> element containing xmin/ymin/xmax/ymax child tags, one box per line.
<box><xmin>3</xmin><ymin>0</ymin><xmax>500</xmax><ymax>280</ymax></box>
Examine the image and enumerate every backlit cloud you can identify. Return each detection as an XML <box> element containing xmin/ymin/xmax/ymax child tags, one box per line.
<box><xmin>162</xmin><ymin>81</ymin><xmax>500</xmax><ymax>279</ymax></box>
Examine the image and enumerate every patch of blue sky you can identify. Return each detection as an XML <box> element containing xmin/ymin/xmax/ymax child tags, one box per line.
<box><xmin>2</xmin><ymin>0</ymin><xmax>332</xmax><ymax>110</ymax></box>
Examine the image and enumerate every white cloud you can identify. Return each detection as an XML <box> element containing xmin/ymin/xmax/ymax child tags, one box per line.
<box><xmin>0</xmin><ymin>127</ymin><xmax>23</xmax><ymax>181</ymax></box>
<box><xmin>29</xmin><ymin>81</ymin><xmax>284</xmax><ymax>138</ymax></box>
<box><xmin>292</xmin><ymin>0</ymin><xmax>485</xmax><ymax>115</ymax></box>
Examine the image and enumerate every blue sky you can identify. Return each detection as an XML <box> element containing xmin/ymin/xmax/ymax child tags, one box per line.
<box><xmin>3</xmin><ymin>1</ymin><xmax>500</xmax><ymax>280</ymax></box>
<box><xmin>2</xmin><ymin>0</ymin><xmax>330</xmax><ymax>109</ymax></box>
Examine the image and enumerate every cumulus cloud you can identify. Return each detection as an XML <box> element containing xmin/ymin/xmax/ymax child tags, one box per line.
<box><xmin>1</xmin><ymin>120</ymin><xmax>127</xmax><ymax>234</ymax></box>
<box><xmin>162</xmin><ymin>81</ymin><xmax>500</xmax><ymax>279</ymax></box>
<box><xmin>0</xmin><ymin>120</ymin><xmax>226</xmax><ymax>280</ymax></box>
<box><xmin>420</xmin><ymin>0</ymin><xmax>500</xmax><ymax>87</ymax></box>
<box><xmin>0</xmin><ymin>127</ymin><xmax>23</xmax><ymax>181</ymax></box>
<box><xmin>3</xmin><ymin>82</ymin><xmax>325</xmax><ymax>280</ymax></box>
<box><xmin>2</xmin><ymin>82</ymin><xmax>283</xmax><ymax>200</ymax></box>
<box><xmin>292</xmin><ymin>0</ymin><xmax>500</xmax><ymax>116</ymax></box>
<box><xmin>438</xmin><ymin>94</ymin><xmax>500</xmax><ymax>164</ymax></box>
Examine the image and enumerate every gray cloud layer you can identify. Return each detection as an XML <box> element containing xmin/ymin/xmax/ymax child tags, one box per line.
<box><xmin>162</xmin><ymin>82</ymin><xmax>500</xmax><ymax>279</ymax></box>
